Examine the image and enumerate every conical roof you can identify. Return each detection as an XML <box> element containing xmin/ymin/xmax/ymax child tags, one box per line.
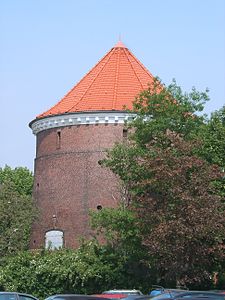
<box><xmin>38</xmin><ymin>41</ymin><xmax>155</xmax><ymax>118</ymax></box>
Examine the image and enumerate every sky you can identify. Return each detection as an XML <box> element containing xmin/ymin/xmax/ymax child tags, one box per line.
<box><xmin>0</xmin><ymin>0</ymin><xmax>225</xmax><ymax>171</ymax></box>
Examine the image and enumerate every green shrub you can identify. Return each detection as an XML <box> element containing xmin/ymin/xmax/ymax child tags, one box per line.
<box><xmin>0</xmin><ymin>240</ymin><xmax>150</xmax><ymax>299</ymax></box>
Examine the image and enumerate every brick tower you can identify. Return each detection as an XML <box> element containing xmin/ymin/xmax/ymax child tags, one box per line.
<box><xmin>29</xmin><ymin>41</ymin><xmax>156</xmax><ymax>249</ymax></box>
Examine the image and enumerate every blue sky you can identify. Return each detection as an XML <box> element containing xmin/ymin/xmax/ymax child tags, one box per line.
<box><xmin>0</xmin><ymin>0</ymin><xmax>225</xmax><ymax>171</ymax></box>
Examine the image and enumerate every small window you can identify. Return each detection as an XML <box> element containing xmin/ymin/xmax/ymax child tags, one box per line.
<box><xmin>45</xmin><ymin>230</ymin><xmax>63</xmax><ymax>250</ymax></box>
<box><xmin>123</xmin><ymin>128</ymin><xmax>128</xmax><ymax>138</ymax></box>
<box><xmin>56</xmin><ymin>131</ymin><xmax>61</xmax><ymax>149</ymax></box>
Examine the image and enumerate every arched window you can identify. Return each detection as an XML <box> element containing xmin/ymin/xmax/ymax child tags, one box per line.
<box><xmin>45</xmin><ymin>230</ymin><xmax>63</xmax><ymax>249</ymax></box>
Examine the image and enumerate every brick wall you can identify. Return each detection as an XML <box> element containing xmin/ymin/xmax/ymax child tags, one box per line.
<box><xmin>30</xmin><ymin>123</ymin><xmax>124</xmax><ymax>249</ymax></box>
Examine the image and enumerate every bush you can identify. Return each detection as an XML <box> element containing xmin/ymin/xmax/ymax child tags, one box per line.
<box><xmin>0</xmin><ymin>240</ymin><xmax>150</xmax><ymax>299</ymax></box>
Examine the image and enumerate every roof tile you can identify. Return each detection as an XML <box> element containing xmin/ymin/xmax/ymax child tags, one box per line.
<box><xmin>37</xmin><ymin>42</ymin><xmax>155</xmax><ymax>118</ymax></box>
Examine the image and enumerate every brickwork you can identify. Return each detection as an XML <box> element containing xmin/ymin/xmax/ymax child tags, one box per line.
<box><xmin>30</xmin><ymin>124</ymin><xmax>124</xmax><ymax>249</ymax></box>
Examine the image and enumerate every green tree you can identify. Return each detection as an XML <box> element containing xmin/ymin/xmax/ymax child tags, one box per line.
<box><xmin>198</xmin><ymin>105</ymin><xmax>225</xmax><ymax>168</ymax></box>
<box><xmin>196</xmin><ymin>106</ymin><xmax>225</xmax><ymax>197</ymax></box>
<box><xmin>0</xmin><ymin>165</ymin><xmax>33</xmax><ymax>196</ymax></box>
<box><xmin>103</xmin><ymin>81</ymin><xmax>225</xmax><ymax>288</ymax></box>
<box><xmin>130</xmin><ymin>79</ymin><xmax>209</xmax><ymax>146</ymax></box>
<box><xmin>0</xmin><ymin>243</ymin><xmax>148</xmax><ymax>298</ymax></box>
<box><xmin>90</xmin><ymin>207</ymin><xmax>153</xmax><ymax>290</ymax></box>
<box><xmin>0</xmin><ymin>181</ymin><xmax>35</xmax><ymax>258</ymax></box>
<box><xmin>0</xmin><ymin>166</ymin><xmax>35</xmax><ymax>259</ymax></box>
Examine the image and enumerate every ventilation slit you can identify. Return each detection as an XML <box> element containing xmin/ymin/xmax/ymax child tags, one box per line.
<box><xmin>56</xmin><ymin>131</ymin><xmax>61</xmax><ymax>149</ymax></box>
<box><xmin>123</xmin><ymin>128</ymin><xmax>128</xmax><ymax>138</ymax></box>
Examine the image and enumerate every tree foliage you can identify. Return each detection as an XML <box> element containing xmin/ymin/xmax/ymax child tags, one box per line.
<box><xmin>198</xmin><ymin>105</ymin><xmax>225</xmax><ymax>168</ymax></box>
<box><xmin>130</xmin><ymin>79</ymin><xmax>209</xmax><ymax>145</ymax></box>
<box><xmin>0</xmin><ymin>165</ymin><xmax>33</xmax><ymax>196</ymax></box>
<box><xmin>0</xmin><ymin>242</ymin><xmax>150</xmax><ymax>299</ymax></box>
<box><xmin>0</xmin><ymin>181</ymin><xmax>35</xmax><ymax>258</ymax></box>
<box><xmin>90</xmin><ymin>207</ymin><xmax>153</xmax><ymax>289</ymax></box>
<box><xmin>133</xmin><ymin>135</ymin><xmax>224</xmax><ymax>287</ymax></box>
<box><xmin>0</xmin><ymin>166</ymin><xmax>35</xmax><ymax>259</ymax></box>
<box><xmin>196</xmin><ymin>106</ymin><xmax>225</xmax><ymax>197</ymax></box>
<box><xmin>102</xmin><ymin>80</ymin><xmax>225</xmax><ymax>288</ymax></box>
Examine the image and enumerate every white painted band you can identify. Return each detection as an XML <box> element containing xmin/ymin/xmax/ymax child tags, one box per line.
<box><xmin>30</xmin><ymin>112</ymin><xmax>136</xmax><ymax>135</ymax></box>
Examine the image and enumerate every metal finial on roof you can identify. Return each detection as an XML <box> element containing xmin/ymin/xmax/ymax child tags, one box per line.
<box><xmin>114</xmin><ymin>39</ymin><xmax>126</xmax><ymax>48</ymax></box>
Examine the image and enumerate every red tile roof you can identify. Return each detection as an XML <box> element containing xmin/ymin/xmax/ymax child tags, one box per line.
<box><xmin>38</xmin><ymin>41</ymin><xmax>155</xmax><ymax>118</ymax></box>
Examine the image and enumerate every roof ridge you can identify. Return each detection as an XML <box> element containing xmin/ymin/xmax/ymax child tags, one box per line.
<box><xmin>123</xmin><ymin>47</ymin><xmax>145</xmax><ymax>90</ymax></box>
<box><xmin>112</xmin><ymin>47</ymin><xmax>122</xmax><ymax>110</ymax></box>
<box><xmin>129</xmin><ymin>50</ymin><xmax>154</xmax><ymax>81</ymax></box>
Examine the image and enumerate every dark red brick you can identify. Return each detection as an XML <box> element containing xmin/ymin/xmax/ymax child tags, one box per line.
<box><xmin>30</xmin><ymin>124</ymin><xmax>124</xmax><ymax>249</ymax></box>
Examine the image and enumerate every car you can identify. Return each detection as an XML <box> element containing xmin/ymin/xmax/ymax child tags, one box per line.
<box><xmin>45</xmin><ymin>295</ymin><xmax>109</xmax><ymax>300</ymax></box>
<box><xmin>102</xmin><ymin>291</ymin><xmax>143</xmax><ymax>296</ymax></box>
<box><xmin>175</xmin><ymin>291</ymin><xmax>225</xmax><ymax>299</ymax></box>
<box><xmin>149</xmin><ymin>290</ymin><xmax>186</xmax><ymax>298</ymax></box>
<box><xmin>209</xmin><ymin>292</ymin><xmax>225</xmax><ymax>295</ymax></box>
<box><xmin>176</xmin><ymin>298</ymin><xmax>223</xmax><ymax>300</ymax></box>
<box><xmin>0</xmin><ymin>292</ymin><xmax>38</xmax><ymax>300</ymax></box>
<box><xmin>123</xmin><ymin>296</ymin><xmax>149</xmax><ymax>300</ymax></box>
<box><xmin>149</xmin><ymin>287</ymin><xmax>188</xmax><ymax>298</ymax></box>
<box><xmin>92</xmin><ymin>295</ymin><xmax>127</xmax><ymax>300</ymax></box>
<box><xmin>151</xmin><ymin>291</ymin><xmax>225</xmax><ymax>300</ymax></box>
<box><xmin>123</xmin><ymin>296</ymin><xmax>151</xmax><ymax>300</ymax></box>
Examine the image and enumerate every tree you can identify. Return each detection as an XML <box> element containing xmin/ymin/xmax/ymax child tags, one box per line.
<box><xmin>90</xmin><ymin>207</ymin><xmax>153</xmax><ymax>290</ymax></box>
<box><xmin>130</xmin><ymin>79</ymin><xmax>209</xmax><ymax>146</ymax></box>
<box><xmin>0</xmin><ymin>181</ymin><xmax>35</xmax><ymax>258</ymax></box>
<box><xmin>196</xmin><ymin>106</ymin><xmax>225</xmax><ymax>198</ymax></box>
<box><xmin>134</xmin><ymin>135</ymin><xmax>224</xmax><ymax>287</ymax></box>
<box><xmin>198</xmin><ymin>105</ymin><xmax>225</xmax><ymax>168</ymax></box>
<box><xmin>0</xmin><ymin>165</ymin><xmax>33</xmax><ymax>196</ymax></box>
<box><xmin>103</xmin><ymin>81</ymin><xmax>225</xmax><ymax>288</ymax></box>
<box><xmin>0</xmin><ymin>166</ymin><xmax>35</xmax><ymax>259</ymax></box>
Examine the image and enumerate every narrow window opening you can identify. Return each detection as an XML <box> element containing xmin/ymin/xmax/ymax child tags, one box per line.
<box><xmin>56</xmin><ymin>131</ymin><xmax>61</xmax><ymax>149</ymax></box>
<box><xmin>123</xmin><ymin>128</ymin><xmax>128</xmax><ymax>138</ymax></box>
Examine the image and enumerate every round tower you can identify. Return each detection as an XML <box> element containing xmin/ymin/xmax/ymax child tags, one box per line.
<box><xmin>29</xmin><ymin>41</ymin><xmax>155</xmax><ymax>249</ymax></box>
